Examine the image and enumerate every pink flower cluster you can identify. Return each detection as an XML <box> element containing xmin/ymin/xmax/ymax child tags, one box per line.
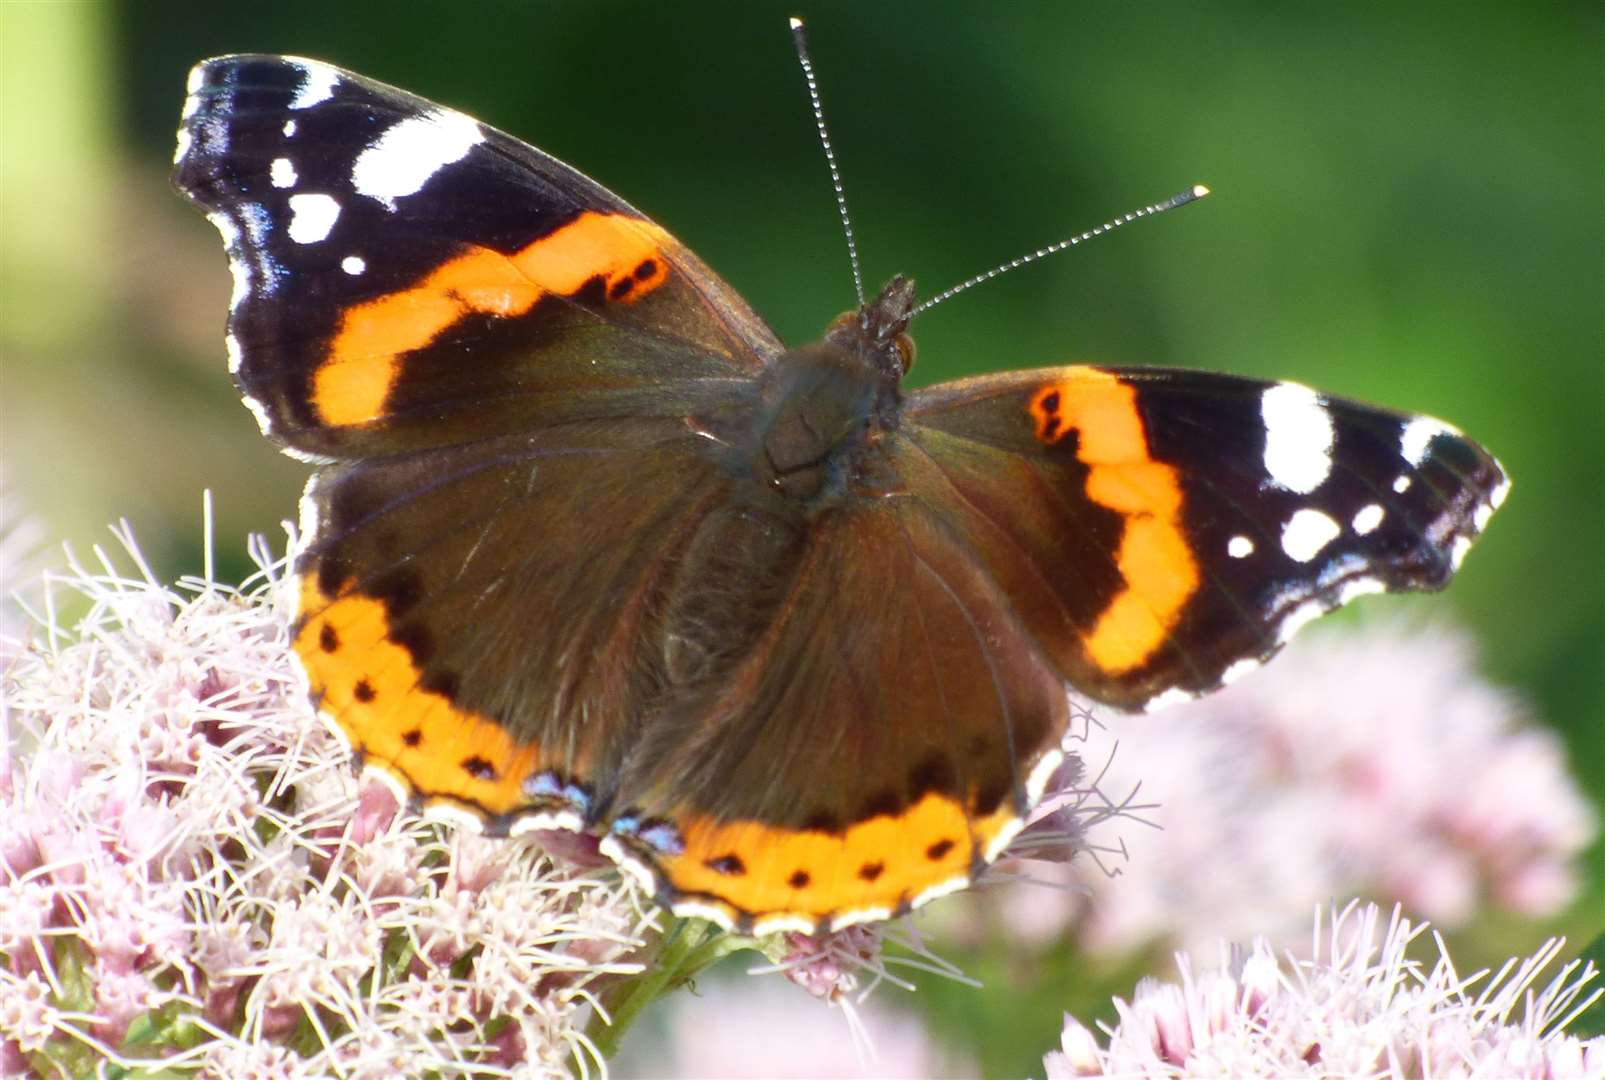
<box><xmin>1</xmin><ymin>526</ymin><xmax>650</xmax><ymax>1075</ymax></box>
<box><xmin>1046</xmin><ymin>902</ymin><xmax>1604</xmax><ymax>1078</ymax></box>
<box><xmin>992</xmin><ymin>620</ymin><xmax>1595</xmax><ymax>955</ymax></box>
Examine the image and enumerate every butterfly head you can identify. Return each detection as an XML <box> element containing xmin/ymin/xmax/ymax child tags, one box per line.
<box><xmin>827</xmin><ymin>274</ymin><xmax>917</xmax><ymax>381</ymax></box>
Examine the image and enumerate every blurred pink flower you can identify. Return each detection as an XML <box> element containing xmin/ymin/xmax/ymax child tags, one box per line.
<box><xmin>1044</xmin><ymin>902</ymin><xmax>1604</xmax><ymax>1078</ymax></box>
<box><xmin>0</xmin><ymin>475</ymin><xmax>51</xmax><ymax>661</ymax></box>
<box><xmin>618</xmin><ymin>974</ymin><xmax>973</xmax><ymax>1079</ymax></box>
<box><xmin>993</xmin><ymin>620</ymin><xmax>1594</xmax><ymax>955</ymax></box>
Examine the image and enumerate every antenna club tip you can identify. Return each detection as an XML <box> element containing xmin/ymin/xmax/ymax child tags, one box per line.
<box><xmin>1191</xmin><ymin>184</ymin><xmax>1211</xmax><ymax>198</ymax></box>
<box><xmin>789</xmin><ymin>16</ymin><xmax>805</xmax><ymax>29</ymax></box>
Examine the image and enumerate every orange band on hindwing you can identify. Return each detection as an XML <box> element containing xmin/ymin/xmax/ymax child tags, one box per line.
<box><xmin>294</xmin><ymin>574</ymin><xmax>548</xmax><ymax>817</ymax></box>
<box><xmin>658</xmin><ymin>793</ymin><xmax>1019</xmax><ymax>928</ymax></box>
<box><xmin>1029</xmin><ymin>370</ymin><xmax>1198</xmax><ymax>673</ymax></box>
<box><xmin>311</xmin><ymin>211</ymin><xmax>672</xmax><ymax>427</ymax></box>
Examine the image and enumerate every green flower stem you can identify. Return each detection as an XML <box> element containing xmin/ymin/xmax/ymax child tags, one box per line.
<box><xmin>587</xmin><ymin>919</ymin><xmax>753</xmax><ymax>1061</ymax></box>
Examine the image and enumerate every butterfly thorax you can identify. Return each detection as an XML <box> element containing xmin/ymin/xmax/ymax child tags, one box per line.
<box><xmin>748</xmin><ymin>276</ymin><xmax>916</xmax><ymax>505</ymax></box>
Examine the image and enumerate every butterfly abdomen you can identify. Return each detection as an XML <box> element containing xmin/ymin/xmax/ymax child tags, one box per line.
<box><xmin>656</xmin><ymin>506</ymin><xmax>806</xmax><ymax>691</ymax></box>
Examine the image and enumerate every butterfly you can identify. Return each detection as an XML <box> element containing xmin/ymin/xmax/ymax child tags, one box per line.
<box><xmin>172</xmin><ymin>54</ymin><xmax>1507</xmax><ymax>935</ymax></box>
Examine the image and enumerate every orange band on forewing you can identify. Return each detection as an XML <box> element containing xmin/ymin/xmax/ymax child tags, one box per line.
<box><xmin>662</xmin><ymin>792</ymin><xmax>1017</xmax><ymax>923</ymax></box>
<box><xmin>295</xmin><ymin>576</ymin><xmax>545</xmax><ymax>815</ymax></box>
<box><xmin>1030</xmin><ymin>371</ymin><xmax>1198</xmax><ymax>673</ymax></box>
<box><xmin>312</xmin><ymin>211</ymin><xmax>671</xmax><ymax>426</ymax></box>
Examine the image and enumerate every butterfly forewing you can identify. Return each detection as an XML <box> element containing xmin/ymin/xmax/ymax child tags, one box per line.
<box><xmin>174</xmin><ymin>55</ymin><xmax>781</xmax><ymax>460</ymax></box>
<box><xmin>904</xmin><ymin>366</ymin><xmax>1508</xmax><ymax>710</ymax></box>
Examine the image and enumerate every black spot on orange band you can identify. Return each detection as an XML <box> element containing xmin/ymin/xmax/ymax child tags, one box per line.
<box><xmin>293</xmin><ymin>578</ymin><xmax>551</xmax><ymax>818</ymax></box>
<box><xmin>657</xmin><ymin>792</ymin><xmax>1019</xmax><ymax>926</ymax></box>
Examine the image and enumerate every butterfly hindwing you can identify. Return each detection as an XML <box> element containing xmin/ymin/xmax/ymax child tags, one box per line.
<box><xmin>600</xmin><ymin>490</ymin><xmax>1072</xmax><ymax>933</ymax></box>
<box><xmin>292</xmin><ymin>411</ymin><xmax>750</xmax><ymax>825</ymax></box>
<box><xmin>904</xmin><ymin>366</ymin><xmax>1508</xmax><ymax>711</ymax></box>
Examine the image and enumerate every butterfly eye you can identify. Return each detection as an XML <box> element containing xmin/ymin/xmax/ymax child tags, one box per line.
<box><xmin>893</xmin><ymin>332</ymin><xmax>916</xmax><ymax>375</ymax></box>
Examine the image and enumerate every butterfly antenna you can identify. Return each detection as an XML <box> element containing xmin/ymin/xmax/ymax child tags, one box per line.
<box><xmin>911</xmin><ymin>184</ymin><xmax>1211</xmax><ymax>317</ymax></box>
<box><xmin>790</xmin><ymin>16</ymin><xmax>865</xmax><ymax>307</ymax></box>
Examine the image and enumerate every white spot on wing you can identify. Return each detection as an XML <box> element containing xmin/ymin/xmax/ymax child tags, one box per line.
<box><xmin>1450</xmin><ymin>535</ymin><xmax>1473</xmax><ymax>570</ymax></box>
<box><xmin>1490</xmin><ymin>474</ymin><xmax>1511</xmax><ymax>508</ymax></box>
<box><xmin>1351</xmin><ymin>503</ymin><xmax>1385</xmax><ymax>535</ymax></box>
<box><xmin>181</xmin><ymin>66</ymin><xmax>204</xmax><ymax>121</ymax></box>
<box><xmin>203</xmin><ymin>209</ymin><xmax>241</xmax><ymax>251</ymax></box>
<box><xmin>508</xmin><ymin>811</ymin><xmax>584</xmax><ymax>835</ymax></box>
<box><xmin>1473</xmin><ymin>502</ymin><xmax>1494</xmax><ymax>532</ymax></box>
<box><xmin>672</xmin><ymin>899</ymin><xmax>738</xmax><ymax>929</ymax></box>
<box><xmin>829</xmin><ymin>905</ymin><xmax>895</xmax><ymax>932</ymax></box>
<box><xmin>283</xmin><ymin>119</ymin><xmax>297</xmax><ymax>137</ymax></box>
<box><xmin>1143</xmin><ymin>687</ymin><xmax>1197</xmax><ymax>714</ymax></box>
<box><xmin>1026</xmin><ymin>750</ymin><xmax>1065</xmax><ymax>803</ymax></box>
<box><xmin>358</xmin><ymin>761</ymin><xmax>411</xmax><ymax>802</ymax></box>
<box><xmin>341</xmin><ymin>255</ymin><xmax>367</xmax><ymax>275</ymax></box>
<box><xmin>1393</xmin><ymin>474</ymin><xmax>1412</xmax><ymax>493</ymax></box>
<box><xmin>172</xmin><ymin>127</ymin><xmax>192</xmax><ymax>164</ymax></box>
<box><xmin>224</xmin><ymin>332</ymin><xmax>243</xmax><ymax>375</ymax></box>
<box><xmin>1228</xmin><ymin>535</ymin><xmax>1255</xmax><ymax>559</ymax></box>
<box><xmin>290</xmin><ymin>60</ymin><xmax>339</xmax><ymax>109</ymax></box>
<box><xmin>241</xmin><ymin>395</ymin><xmax>275</xmax><ymax>437</ymax></box>
<box><xmin>984</xmin><ymin>816</ymin><xmax>1027</xmax><ymax>862</ymax></box>
<box><xmin>433</xmin><ymin>799</ymin><xmax>502</xmax><ymax>835</ymax></box>
<box><xmin>1277</xmin><ymin>599</ymin><xmax>1328</xmax><ymax>644</ymax></box>
<box><xmin>1281</xmin><ymin>508</ymin><xmax>1341</xmax><ymax>562</ymax></box>
<box><xmin>752</xmin><ymin>913</ymin><xmax>818</xmax><ymax>937</ymax></box>
<box><xmin>597</xmin><ymin>836</ymin><xmax>660</xmax><ymax>895</ymax></box>
<box><xmin>1337</xmin><ymin>577</ymin><xmax>1387</xmax><ymax>605</ymax></box>
<box><xmin>205</xmin><ymin>209</ymin><xmax>253</xmax><ymax>313</ymax></box>
<box><xmin>286</xmin><ymin>193</ymin><xmax>341</xmax><ymax>244</ymax></box>
<box><xmin>910</xmin><ymin>874</ymin><xmax>973</xmax><ymax>911</ymax></box>
<box><xmin>296</xmin><ymin>482</ymin><xmax>322</xmax><ymax>555</ymax></box>
<box><xmin>1400</xmin><ymin>415</ymin><xmax>1458</xmax><ymax>467</ymax></box>
<box><xmin>351</xmin><ymin>109</ymin><xmax>485</xmax><ymax>210</ymax></box>
<box><xmin>270</xmin><ymin>157</ymin><xmax>298</xmax><ymax>188</ymax></box>
<box><xmin>1261</xmin><ymin>382</ymin><xmax>1334</xmax><ymax>493</ymax></box>
<box><xmin>1221</xmin><ymin>657</ymin><xmax>1262</xmax><ymax>685</ymax></box>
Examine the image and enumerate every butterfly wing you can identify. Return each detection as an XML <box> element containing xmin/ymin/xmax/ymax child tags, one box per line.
<box><xmin>903</xmin><ymin>366</ymin><xmax>1509</xmax><ymax>711</ymax></box>
<box><xmin>174</xmin><ymin>55</ymin><xmax>781</xmax><ymax>460</ymax></box>
<box><xmin>603</xmin><ymin>485</ymin><xmax>1073</xmax><ymax>934</ymax></box>
<box><xmin>574</xmin><ymin>360</ymin><xmax>1507</xmax><ymax>931</ymax></box>
<box><xmin>174</xmin><ymin>55</ymin><xmax>776</xmax><ymax>822</ymax></box>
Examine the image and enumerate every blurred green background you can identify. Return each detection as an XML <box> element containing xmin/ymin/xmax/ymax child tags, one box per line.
<box><xmin>3</xmin><ymin>1</ymin><xmax>1600</xmax><ymax>1073</ymax></box>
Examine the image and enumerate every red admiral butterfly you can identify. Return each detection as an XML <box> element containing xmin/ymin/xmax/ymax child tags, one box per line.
<box><xmin>173</xmin><ymin>53</ymin><xmax>1507</xmax><ymax>935</ymax></box>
